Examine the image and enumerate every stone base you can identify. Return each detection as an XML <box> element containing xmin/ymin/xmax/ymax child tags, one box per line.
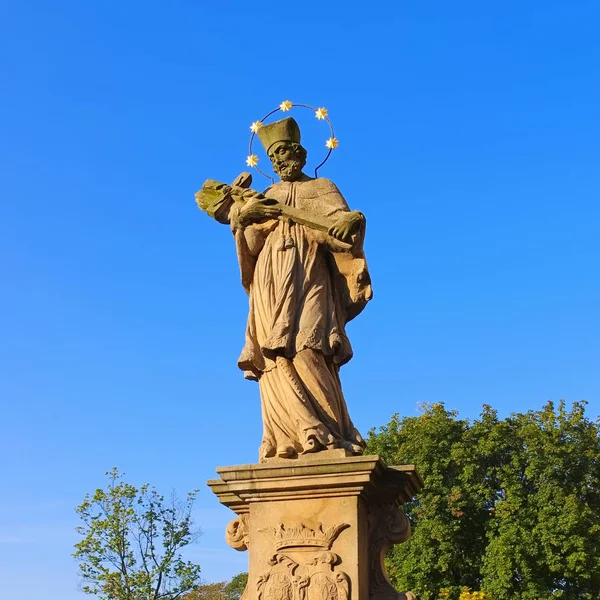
<box><xmin>207</xmin><ymin>455</ymin><xmax>423</xmax><ymax>600</ymax></box>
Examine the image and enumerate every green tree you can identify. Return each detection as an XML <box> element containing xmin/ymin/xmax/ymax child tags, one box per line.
<box><xmin>224</xmin><ymin>572</ymin><xmax>248</xmax><ymax>600</ymax></box>
<box><xmin>367</xmin><ymin>401</ymin><xmax>600</xmax><ymax>600</ymax></box>
<box><xmin>184</xmin><ymin>573</ymin><xmax>247</xmax><ymax>600</ymax></box>
<box><xmin>74</xmin><ymin>468</ymin><xmax>201</xmax><ymax>600</ymax></box>
<box><xmin>482</xmin><ymin>401</ymin><xmax>600</xmax><ymax>599</ymax></box>
<box><xmin>184</xmin><ymin>582</ymin><xmax>226</xmax><ymax>600</ymax></box>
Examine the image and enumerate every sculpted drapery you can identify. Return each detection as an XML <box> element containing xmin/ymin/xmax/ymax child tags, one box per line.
<box><xmin>231</xmin><ymin>175</ymin><xmax>371</xmax><ymax>460</ymax></box>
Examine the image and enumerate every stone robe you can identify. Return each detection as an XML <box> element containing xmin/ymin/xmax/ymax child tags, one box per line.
<box><xmin>230</xmin><ymin>175</ymin><xmax>372</xmax><ymax>461</ymax></box>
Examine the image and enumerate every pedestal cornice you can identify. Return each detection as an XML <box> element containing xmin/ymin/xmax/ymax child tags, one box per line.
<box><xmin>207</xmin><ymin>455</ymin><xmax>423</xmax><ymax>514</ymax></box>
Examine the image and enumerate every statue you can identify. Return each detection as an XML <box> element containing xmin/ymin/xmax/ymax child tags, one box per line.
<box><xmin>204</xmin><ymin>105</ymin><xmax>421</xmax><ymax>600</ymax></box>
<box><xmin>196</xmin><ymin>105</ymin><xmax>372</xmax><ymax>461</ymax></box>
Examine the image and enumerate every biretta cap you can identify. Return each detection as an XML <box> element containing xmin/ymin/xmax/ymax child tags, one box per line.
<box><xmin>257</xmin><ymin>117</ymin><xmax>301</xmax><ymax>153</ymax></box>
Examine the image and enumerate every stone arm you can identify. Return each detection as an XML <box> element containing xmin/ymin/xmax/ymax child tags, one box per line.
<box><xmin>231</xmin><ymin>187</ymin><xmax>365</xmax><ymax>253</ymax></box>
<box><xmin>195</xmin><ymin>174</ymin><xmax>364</xmax><ymax>250</ymax></box>
<box><xmin>302</xmin><ymin>183</ymin><xmax>366</xmax><ymax>253</ymax></box>
<box><xmin>230</xmin><ymin>201</ymin><xmax>278</xmax><ymax>258</ymax></box>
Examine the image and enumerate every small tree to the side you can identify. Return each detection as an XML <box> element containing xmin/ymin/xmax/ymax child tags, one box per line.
<box><xmin>224</xmin><ymin>572</ymin><xmax>249</xmax><ymax>600</ymax></box>
<box><xmin>184</xmin><ymin>573</ymin><xmax>248</xmax><ymax>600</ymax></box>
<box><xmin>74</xmin><ymin>468</ymin><xmax>201</xmax><ymax>600</ymax></box>
<box><xmin>367</xmin><ymin>400</ymin><xmax>600</xmax><ymax>600</ymax></box>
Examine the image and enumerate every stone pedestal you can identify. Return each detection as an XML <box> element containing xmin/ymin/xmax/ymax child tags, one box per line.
<box><xmin>207</xmin><ymin>455</ymin><xmax>423</xmax><ymax>600</ymax></box>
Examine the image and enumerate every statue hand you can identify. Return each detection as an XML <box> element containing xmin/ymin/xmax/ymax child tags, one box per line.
<box><xmin>238</xmin><ymin>197</ymin><xmax>282</xmax><ymax>226</ymax></box>
<box><xmin>328</xmin><ymin>211</ymin><xmax>364</xmax><ymax>243</ymax></box>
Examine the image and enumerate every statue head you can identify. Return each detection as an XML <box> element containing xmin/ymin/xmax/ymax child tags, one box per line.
<box><xmin>267</xmin><ymin>140</ymin><xmax>307</xmax><ymax>181</ymax></box>
<box><xmin>257</xmin><ymin>117</ymin><xmax>307</xmax><ymax>182</ymax></box>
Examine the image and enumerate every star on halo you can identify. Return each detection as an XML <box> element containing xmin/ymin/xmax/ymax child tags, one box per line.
<box><xmin>246</xmin><ymin>154</ymin><xmax>259</xmax><ymax>167</ymax></box>
<box><xmin>315</xmin><ymin>107</ymin><xmax>328</xmax><ymax>120</ymax></box>
<box><xmin>279</xmin><ymin>100</ymin><xmax>293</xmax><ymax>112</ymax></box>
<box><xmin>325</xmin><ymin>137</ymin><xmax>339</xmax><ymax>149</ymax></box>
<box><xmin>250</xmin><ymin>121</ymin><xmax>262</xmax><ymax>133</ymax></box>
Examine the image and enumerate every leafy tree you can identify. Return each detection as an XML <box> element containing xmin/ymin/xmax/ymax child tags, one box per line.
<box><xmin>367</xmin><ymin>401</ymin><xmax>600</xmax><ymax>600</ymax></box>
<box><xmin>224</xmin><ymin>572</ymin><xmax>248</xmax><ymax>600</ymax></box>
<box><xmin>74</xmin><ymin>468</ymin><xmax>201</xmax><ymax>600</ymax></box>
<box><xmin>482</xmin><ymin>401</ymin><xmax>600</xmax><ymax>599</ymax></box>
<box><xmin>184</xmin><ymin>573</ymin><xmax>248</xmax><ymax>600</ymax></box>
<box><xmin>184</xmin><ymin>582</ymin><xmax>227</xmax><ymax>600</ymax></box>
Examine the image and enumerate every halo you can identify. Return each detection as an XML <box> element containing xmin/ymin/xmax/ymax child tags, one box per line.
<box><xmin>247</xmin><ymin>100</ymin><xmax>338</xmax><ymax>183</ymax></box>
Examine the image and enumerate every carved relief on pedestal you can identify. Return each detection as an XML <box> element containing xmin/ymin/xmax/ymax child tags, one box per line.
<box><xmin>257</xmin><ymin>523</ymin><xmax>350</xmax><ymax>600</ymax></box>
<box><xmin>226</xmin><ymin>514</ymin><xmax>250</xmax><ymax>551</ymax></box>
<box><xmin>368</xmin><ymin>503</ymin><xmax>415</xmax><ymax>600</ymax></box>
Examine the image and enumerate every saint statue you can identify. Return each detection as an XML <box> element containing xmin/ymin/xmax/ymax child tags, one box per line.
<box><xmin>196</xmin><ymin>111</ymin><xmax>372</xmax><ymax>461</ymax></box>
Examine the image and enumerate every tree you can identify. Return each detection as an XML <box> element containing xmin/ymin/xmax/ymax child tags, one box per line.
<box><xmin>367</xmin><ymin>401</ymin><xmax>600</xmax><ymax>600</ymax></box>
<box><xmin>184</xmin><ymin>582</ymin><xmax>226</xmax><ymax>600</ymax></box>
<box><xmin>184</xmin><ymin>573</ymin><xmax>248</xmax><ymax>600</ymax></box>
<box><xmin>224</xmin><ymin>572</ymin><xmax>248</xmax><ymax>600</ymax></box>
<box><xmin>74</xmin><ymin>468</ymin><xmax>202</xmax><ymax>600</ymax></box>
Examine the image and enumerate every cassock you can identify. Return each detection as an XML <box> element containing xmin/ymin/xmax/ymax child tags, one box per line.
<box><xmin>230</xmin><ymin>174</ymin><xmax>372</xmax><ymax>461</ymax></box>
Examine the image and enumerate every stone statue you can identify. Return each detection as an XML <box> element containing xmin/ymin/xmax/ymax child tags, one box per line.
<box><xmin>196</xmin><ymin>116</ymin><xmax>373</xmax><ymax>461</ymax></box>
<box><xmin>204</xmin><ymin>109</ymin><xmax>421</xmax><ymax>600</ymax></box>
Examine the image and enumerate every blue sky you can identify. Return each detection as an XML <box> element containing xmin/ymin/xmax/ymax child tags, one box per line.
<box><xmin>1</xmin><ymin>1</ymin><xmax>599</xmax><ymax>598</ymax></box>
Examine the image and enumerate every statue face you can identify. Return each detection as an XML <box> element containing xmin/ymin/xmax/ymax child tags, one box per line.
<box><xmin>268</xmin><ymin>142</ymin><xmax>305</xmax><ymax>182</ymax></box>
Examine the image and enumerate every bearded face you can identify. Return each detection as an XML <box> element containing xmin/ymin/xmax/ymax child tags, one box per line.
<box><xmin>268</xmin><ymin>142</ymin><xmax>307</xmax><ymax>182</ymax></box>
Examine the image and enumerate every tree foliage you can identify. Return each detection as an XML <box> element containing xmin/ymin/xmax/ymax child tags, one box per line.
<box><xmin>184</xmin><ymin>582</ymin><xmax>227</xmax><ymax>600</ymax></box>
<box><xmin>367</xmin><ymin>401</ymin><xmax>600</xmax><ymax>600</ymax></box>
<box><xmin>74</xmin><ymin>468</ymin><xmax>201</xmax><ymax>600</ymax></box>
<box><xmin>224</xmin><ymin>572</ymin><xmax>248</xmax><ymax>600</ymax></box>
<box><xmin>184</xmin><ymin>573</ymin><xmax>248</xmax><ymax>600</ymax></box>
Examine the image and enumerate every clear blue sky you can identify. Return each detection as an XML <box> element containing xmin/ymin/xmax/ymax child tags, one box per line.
<box><xmin>1</xmin><ymin>1</ymin><xmax>599</xmax><ymax>598</ymax></box>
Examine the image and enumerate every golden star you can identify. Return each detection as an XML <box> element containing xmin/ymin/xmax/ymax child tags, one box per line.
<box><xmin>279</xmin><ymin>100</ymin><xmax>292</xmax><ymax>112</ymax></box>
<box><xmin>325</xmin><ymin>137</ymin><xmax>339</xmax><ymax>149</ymax></box>
<box><xmin>250</xmin><ymin>121</ymin><xmax>262</xmax><ymax>133</ymax></box>
<box><xmin>246</xmin><ymin>154</ymin><xmax>259</xmax><ymax>167</ymax></box>
<box><xmin>315</xmin><ymin>107</ymin><xmax>328</xmax><ymax>120</ymax></box>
